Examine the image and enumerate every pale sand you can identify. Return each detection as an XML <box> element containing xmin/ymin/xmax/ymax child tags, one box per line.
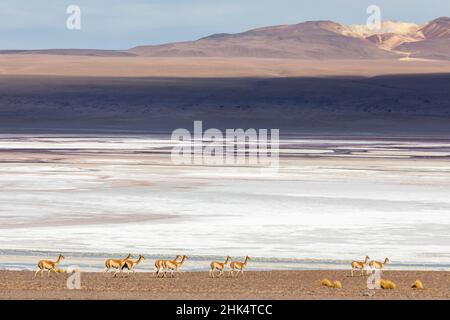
<box><xmin>0</xmin><ymin>270</ymin><xmax>448</xmax><ymax>300</ymax></box>
<box><xmin>2</xmin><ymin>55</ymin><xmax>450</xmax><ymax>78</ymax></box>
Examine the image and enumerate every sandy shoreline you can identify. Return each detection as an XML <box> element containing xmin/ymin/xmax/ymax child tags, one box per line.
<box><xmin>0</xmin><ymin>270</ymin><xmax>448</xmax><ymax>300</ymax></box>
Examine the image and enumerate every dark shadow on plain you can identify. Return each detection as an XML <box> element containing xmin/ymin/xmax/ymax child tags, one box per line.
<box><xmin>0</xmin><ymin>74</ymin><xmax>449</xmax><ymax>136</ymax></box>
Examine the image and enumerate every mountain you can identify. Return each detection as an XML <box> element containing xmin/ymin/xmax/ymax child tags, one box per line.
<box><xmin>130</xmin><ymin>17</ymin><xmax>450</xmax><ymax>60</ymax></box>
<box><xmin>395</xmin><ymin>17</ymin><xmax>450</xmax><ymax>60</ymax></box>
<box><xmin>345</xmin><ymin>17</ymin><xmax>450</xmax><ymax>60</ymax></box>
<box><xmin>347</xmin><ymin>21</ymin><xmax>424</xmax><ymax>51</ymax></box>
<box><xmin>0</xmin><ymin>49</ymin><xmax>136</xmax><ymax>57</ymax></box>
<box><xmin>1</xmin><ymin>18</ymin><xmax>449</xmax><ymax>60</ymax></box>
<box><xmin>419</xmin><ymin>17</ymin><xmax>450</xmax><ymax>39</ymax></box>
<box><xmin>129</xmin><ymin>21</ymin><xmax>397</xmax><ymax>59</ymax></box>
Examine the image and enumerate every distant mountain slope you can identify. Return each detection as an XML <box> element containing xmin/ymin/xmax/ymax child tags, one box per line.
<box><xmin>2</xmin><ymin>17</ymin><xmax>449</xmax><ymax>60</ymax></box>
<box><xmin>348</xmin><ymin>17</ymin><xmax>450</xmax><ymax>60</ymax></box>
<box><xmin>394</xmin><ymin>17</ymin><xmax>450</xmax><ymax>60</ymax></box>
<box><xmin>0</xmin><ymin>49</ymin><xmax>136</xmax><ymax>57</ymax></box>
<box><xmin>130</xmin><ymin>17</ymin><xmax>450</xmax><ymax>60</ymax></box>
<box><xmin>129</xmin><ymin>21</ymin><xmax>398</xmax><ymax>59</ymax></box>
<box><xmin>396</xmin><ymin>38</ymin><xmax>450</xmax><ymax>60</ymax></box>
<box><xmin>419</xmin><ymin>17</ymin><xmax>450</xmax><ymax>39</ymax></box>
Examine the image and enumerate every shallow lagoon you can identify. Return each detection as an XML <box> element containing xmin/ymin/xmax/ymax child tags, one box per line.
<box><xmin>0</xmin><ymin>135</ymin><xmax>449</xmax><ymax>270</ymax></box>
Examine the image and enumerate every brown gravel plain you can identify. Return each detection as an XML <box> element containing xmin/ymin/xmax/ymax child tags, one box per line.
<box><xmin>0</xmin><ymin>270</ymin><xmax>448</xmax><ymax>300</ymax></box>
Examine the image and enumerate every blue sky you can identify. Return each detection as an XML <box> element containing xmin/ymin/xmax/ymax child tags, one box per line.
<box><xmin>0</xmin><ymin>0</ymin><xmax>448</xmax><ymax>50</ymax></box>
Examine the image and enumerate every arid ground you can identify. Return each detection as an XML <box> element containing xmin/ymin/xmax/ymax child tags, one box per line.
<box><xmin>0</xmin><ymin>270</ymin><xmax>448</xmax><ymax>300</ymax></box>
<box><xmin>1</xmin><ymin>55</ymin><xmax>450</xmax><ymax>135</ymax></box>
<box><xmin>2</xmin><ymin>55</ymin><xmax>450</xmax><ymax>78</ymax></box>
<box><xmin>1</xmin><ymin>55</ymin><xmax>449</xmax><ymax>300</ymax></box>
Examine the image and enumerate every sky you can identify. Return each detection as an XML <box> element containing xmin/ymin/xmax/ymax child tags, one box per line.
<box><xmin>0</xmin><ymin>0</ymin><xmax>448</xmax><ymax>50</ymax></box>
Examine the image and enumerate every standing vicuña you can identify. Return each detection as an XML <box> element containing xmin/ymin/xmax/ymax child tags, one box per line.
<box><xmin>34</xmin><ymin>254</ymin><xmax>65</xmax><ymax>278</ymax></box>
<box><xmin>159</xmin><ymin>255</ymin><xmax>188</xmax><ymax>278</ymax></box>
<box><xmin>369</xmin><ymin>257</ymin><xmax>389</xmax><ymax>269</ymax></box>
<box><xmin>229</xmin><ymin>256</ymin><xmax>250</xmax><ymax>277</ymax></box>
<box><xmin>351</xmin><ymin>255</ymin><xmax>370</xmax><ymax>277</ymax></box>
<box><xmin>210</xmin><ymin>256</ymin><xmax>231</xmax><ymax>278</ymax></box>
<box><xmin>154</xmin><ymin>255</ymin><xmax>181</xmax><ymax>276</ymax></box>
<box><xmin>104</xmin><ymin>253</ymin><xmax>132</xmax><ymax>277</ymax></box>
<box><xmin>122</xmin><ymin>255</ymin><xmax>145</xmax><ymax>275</ymax></box>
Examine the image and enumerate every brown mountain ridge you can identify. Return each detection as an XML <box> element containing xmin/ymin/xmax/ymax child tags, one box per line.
<box><xmin>1</xmin><ymin>17</ymin><xmax>449</xmax><ymax>60</ymax></box>
<box><xmin>129</xmin><ymin>17</ymin><xmax>450</xmax><ymax>60</ymax></box>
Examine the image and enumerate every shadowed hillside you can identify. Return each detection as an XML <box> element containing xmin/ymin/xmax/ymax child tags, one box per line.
<box><xmin>129</xmin><ymin>21</ymin><xmax>397</xmax><ymax>59</ymax></box>
<box><xmin>0</xmin><ymin>74</ymin><xmax>449</xmax><ymax>136</ymax></box>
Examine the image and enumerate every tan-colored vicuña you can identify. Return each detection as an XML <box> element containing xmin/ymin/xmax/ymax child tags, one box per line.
<box><xmin>210</xmin><ymin>256</ymin><xmax>231</xmax><ymax>278</ymax></box>
<box><xmin>122</xmin><ymin>255</ymin><xmax>145</xmax><ymax>274</ymax></box>
<box><xmin>104</xmin><ymin>253</ymin><xmax>132</xmax><ymax>277</ymax></box>
<box><xmin>229</xmin><ymin>256</ymin><xmax>250</xmax><ymax>277</ymax></box>
<box><xmin>380</xmin><ymin>279</ymin><xmax>396</xmax><ymax>289</ymax></box>
<box><xmin>351</xmin><ymin>255</ymin><xmax>370</xmax><ymax>277</ymax></box>
<box><xmin>154</xmin><ymin>255</ymin><xmax>182</xmax><ymax>276</ymax></box>
<box><xmin>321</xmin><ymin>278</ymin><xmax>333</xmax><ymax>287</ymax></box>
<box><xmin>369</xmin><ymin>257</ymin><xmax>389</xmax><ymax>269</ymax></box>
<box><xmin>412</xmin><ymin>279</ymin><xmax>424</xmax><ymax>289</ymax></box>
<box><xmin>34</xmin><ymin>254</ymin><xmax>65</xmax><ymax>278</ymax></box>
<box><xmin>321</xmin><ymin>278</ymin><xmax>342</xmax><ymax>289</ymax></box>
<box><xmin>158</xmin><ymin>255</ymin><xmax>188</xmax><ymax>278</ymax></box>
